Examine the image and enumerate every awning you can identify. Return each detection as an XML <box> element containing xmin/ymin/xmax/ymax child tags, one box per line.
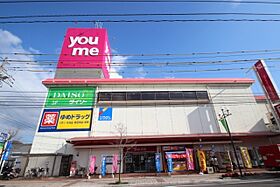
<box><xmin>66</xmin><ymin>132</ymin><xmax>279</xmax><ymax>147</ymax></box>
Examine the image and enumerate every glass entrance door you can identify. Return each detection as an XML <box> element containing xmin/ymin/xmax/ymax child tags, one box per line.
<box><xmin>125</xmin><ymin>153</ymin><xmax>156</xmax><ymax>173</ymax></box>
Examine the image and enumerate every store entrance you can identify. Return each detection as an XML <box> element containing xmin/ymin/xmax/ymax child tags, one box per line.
<box><xmin>125</xmin><ymin>153</ymin><xmax>156</xmax><ymax>173</ymax></box>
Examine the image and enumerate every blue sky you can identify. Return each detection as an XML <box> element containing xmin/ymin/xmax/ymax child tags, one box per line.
<box><xmin>0</xmin><ymin>1</ymin><xmax>280</xmax><ymax>142</ymax></box>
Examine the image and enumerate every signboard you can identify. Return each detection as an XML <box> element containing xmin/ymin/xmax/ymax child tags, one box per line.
<box><xmin>254</xmin><ymin>60</ymin><xmax>279</xmax><ymax>102</ymax></box>
<box><xmin>57</xmin><ymin>28</ymin><xmax>111</xmax><ymax>78</ymax></box>
<box><xmin>38</xmin><ymin>108</ymin><xmax>92</xmax><ymax>132</ymax></box>
<box><xmin>166</xmin><ymin>153</ymin><xmax>173</xmax><ymax>173</ymax></box>
<box><xmin>101</xmin><ymin>156</ymin><xmax>106</xmax><ymax>177</ymax></box>
<box><xmin>112</xmin><ymin>154</ymin><xmax>118</xmax><ymax>174</ymax></box>
<box><xmin>185</xmin><ymin>148</ymin><xmax>194</xmax><ymax>170</ymax></box>
<box><xmin>45</xmin><ymin>87</ymin><xmax>95</xmax><ymax>108</ymax></box>
<box><xmin>197</xmin><ymin>150</ymin><xmax>207</xmax><ymax>172</ymax></box>
<box><xmin>98</xmin><ymin>107</ymin><xmax>112</xmax><ymax>121</ymax></box>
<box><xmin>155</xmin><ymin>153</ymin><xmax>161</xmax><ymax>173</ymax></box>
<box><xmin>89</xmin><ymin>155</ymin><xmax>96</xmax><ymax>174</ymax></box>
<box><xmin>240</xmin><ymin>147</ymin><xmax>252</xmax><ymax>169</ymax></box>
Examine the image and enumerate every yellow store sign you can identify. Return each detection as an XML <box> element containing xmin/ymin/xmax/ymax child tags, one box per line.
<box><xmin>38</xmin><ymin>108</ymin><xmax>92</xmax><ymax>132</ymax></box>
<box><xmin>57</xmin><ymin>110</ymin><xmax>92</xmax><ymax>130</ymax></box>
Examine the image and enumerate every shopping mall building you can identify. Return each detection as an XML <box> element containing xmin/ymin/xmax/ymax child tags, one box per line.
<box><xmin>26</xmin><ymin>28</ymin><xmax>280</xmax><ymax>176</ymax></box>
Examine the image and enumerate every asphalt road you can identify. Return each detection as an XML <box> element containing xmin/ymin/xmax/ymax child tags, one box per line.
<box><xmin>166</xmin><ymin>179</ymin><xmax>280</xmax><ymax>187</ymax></box>
<box><xmin>0</xmin><ymin>174</ymin><xmax>279</xmax><ymax>187</ymax></box>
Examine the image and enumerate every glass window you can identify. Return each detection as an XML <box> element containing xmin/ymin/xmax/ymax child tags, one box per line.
<box><xmin>98</xmin><ymin>91</ymin><xmax>209</xmax><ymax>102</ymax></box>
<box><xmin>155</xmin><ymin>92</ymin><xmax>169</xmax><ymax>100</ymax></box>
<box><xmin>98</xmin><ymin>92</ymin><xmax>111</xmax><ymax>101</ymax></box>
<box><xmin>170</xmin><ymin>92</ymin><xmax>183</xmax><ymax>100</ymax></box>
<box><xmin>127</xmin><ymin>92</ymin><xmax>141</xmax><ymax>100</ymax></box>
<box><xmin>141</xmin><ymin>92</ymin><xmax>155</xmax><ymax>100</ymax></box>
<box><xmin>183</xmin><ymin>91</ymin><xmax>197</xmax><ymax>100</ymax></box>
<box><xmin>196</xmin><ymin>91</ymin><xmax>209</xmax><ymax>100</ymax></box>
<box><xmin>112</xmin><ymin>92</ymin><xmax>126</xmax><ymax>101</ymax></box>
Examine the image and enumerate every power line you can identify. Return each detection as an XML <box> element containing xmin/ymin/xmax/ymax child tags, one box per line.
<box><xmin>6</xmin><ymin>52</ymin><xmax>280</xmax><ymax>64</ymax></box>
<box><xmin>6</xmin><ymin>66</ymin><xmax>275</xmax><ymax>73</ymax></box>
<box><xmin>1</xmin><ymin>49</ymin><xmax>280</xmax><ymax>57</ymax></box>
<box><xmin>6</xmin><ymin>51</ymin><xmax>280</xmax><ymax>64</ymax></box>
<box><xmin>4</xmin><ymin>12</ymin><xmax>280</xmax><ymax>19</ymax></box>
<box><xmin>5</xmin><ymin>57</ymin><xmax>280</xmax><ymax>67</ymax></box>
<box><xmin>0</xmin><ymin>114</ymin><xmax>36</xmax><ymax>130</ymax></box>
<box><xmin>4</xmin><ymin>19</ymin><xmax>280</xmax><ymax>24</ymax></box>
<box><xmin>1</xmin><ymin>0</ymin><xmax>280</xmax><ymax>5</ymax></box>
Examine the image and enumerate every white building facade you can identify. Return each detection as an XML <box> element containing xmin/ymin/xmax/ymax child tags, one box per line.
<box><xmin>27</xmin><ymin>78</ymin><xmax>280</xmax><ymax>176</ymax></box>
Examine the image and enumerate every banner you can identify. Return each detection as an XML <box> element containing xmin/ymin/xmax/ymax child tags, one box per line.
<box><xmin>0</xmin><ymin>142</ymin><xmax>4</xmax><ymax>157</ymax></box>
<box><xmin>155</xmin><ymin>153</ymin><xmax>161</xmax><ymax>173</ymax></box>
<box><xmin>185</xmin><ymin>148</ymin><xmax>194</xmax><ymax>170</ymax></box>
<box><xmin>70</xmin><ymin>161</ymin><xmax>77</xmax><ymax>176</ymax></box>
<box><xmin>166</xmin><ymin>153</ymin><xmax>173</xmax><ymax>173</ymax></box>
<box><xmin>101</xmin><ymin>156</ymin><xmax>107</xmax><ymax>177</ymax></box>
<box><xmin>112</xmin><ymin>154</ymin><xmax>118</xmax><ymax>173</ymax></box>
<box><xmin>98</xmin><ymin>107</ymin><xmax>112</xmax><ymax>121</ymax></box>
<box><xmin>240</xmin><ymin>147</ymin><xmax>252</xmax><ymax>169</ymax></box>
<box><xmin>38</xmin><ymin>108</ymin><xmax>92</xmax><ymax>132</ymax></box>
<box><xmin>254</xmin><ymin>60</ymin><xmax>279</xmax><ymax>102</ymax></box>
<box><xmin>45</xmin><ymin>87</ymin><xmax>95</xmax><ymax>108</ymax></box>
<box><xmin>2</xmin><ymin>141</ymin><xmax>12</xmax><ymax>161</ymax></box>
<box><xmin>89</xmin><ymin>155</ymin><xmax>96</xmax><ymax>174</ymax></box>
<box><xmin>57</xmin><ymin>28</ymin><xmax>111</xmax><ymax>78</ymax></box>
<box><xmin>197</xmin><ymin>150</ymin><xmax>207</xmax><ymax>172</ymax></box>
<box><xmin>219</xmin><ymin>118</ymin><xmax>229</xmax><ymax>132</ymax></box>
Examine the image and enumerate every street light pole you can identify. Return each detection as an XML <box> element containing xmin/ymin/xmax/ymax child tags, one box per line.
<box><xmin>220</xmin><ymin>109</ymin><xmax>243</xmax><ymax>177</ymax></box>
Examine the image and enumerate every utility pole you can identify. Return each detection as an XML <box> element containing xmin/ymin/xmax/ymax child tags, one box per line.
<box><xmin>0</xmin><ymin>57</ymin><xmax>14</xmax><ymax>87</ymax></box>
<box><xmin>219</xmin><ymin>109</ymin><xmax>243</xmax><ymax>177</ymax></box>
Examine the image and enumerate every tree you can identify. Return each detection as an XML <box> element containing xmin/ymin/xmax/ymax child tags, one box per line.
<box><xmin>113</xmin><ymin>122</ymin><xmax>136</xmax><ymax>184</ymax></box>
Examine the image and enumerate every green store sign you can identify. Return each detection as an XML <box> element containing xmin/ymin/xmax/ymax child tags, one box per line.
<box><xmin>45</xmin><ymin>87</ymin><xmax>96</xmax><ymax>108</ymax></box>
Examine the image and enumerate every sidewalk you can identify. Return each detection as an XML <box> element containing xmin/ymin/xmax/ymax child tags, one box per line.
<box><xmin>65</xmin><ymin>171</ymin><xmax>280</xmax><ymax>187</ymax></box>
<box><xmin>1</xmin><ymin>169</ymin><xmax>279</xmax><ymax>187</ymax></box>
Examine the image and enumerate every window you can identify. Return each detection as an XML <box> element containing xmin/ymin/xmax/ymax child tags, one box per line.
<box><xmin>127</xmin><ymin>92</ymin><xmax>141</xmax><ymax>100</ymax></box>
<box><xmin>155</xmin><ymin>92</ymin><xmax>169</xmax><ymax>100</ymax></box>
<box><xmin>183</xmin><ymin>91</ymin><xmax>197</xmax><ymax>100</ymax></box>
<box><xmin>112</xmin><ymin>92</ymin><xmax>126</xmax><ymax>101</ymax></box>
<box><xmin>97</xmin><ymin>91</ymin><xmax>209</xmax><ymax>102</ymax></box>
<box><xmin>196</xmin><ymin>91</ymin><xmax>209</xmax><ymax>100</ymax></box>
<box><xmin>170</xmin><ymin>92</ymin><xmax>183</xmax><ymax>100</ymax></box>
<box><xmin>98</xmin><ymin>92</ymin><xmax>111</xmax><ymax>101</ymax></box>
<box><xmin>141</xmin><ymin>92</ymin><xmax>155</xmax><ymax>100</ymax></box>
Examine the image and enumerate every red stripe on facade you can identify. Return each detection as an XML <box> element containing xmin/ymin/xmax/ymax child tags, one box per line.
<box><xmin>254</xmin><ymin>95</ymin><xmax>266</xmax><ymax>101</ymax></box>
<box><xmin>66</xmin><ymin>132</ymin><xmax>278</xmax><ymax>146</ymax></box>
<box><xmin>43</xmin><ymin>78</ymin><xmax>254</xmax><ymax>85</ymax></box>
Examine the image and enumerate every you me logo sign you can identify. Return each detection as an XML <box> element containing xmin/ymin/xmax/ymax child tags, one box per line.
<box><xmin>57</xmin><ymin>28</ymin><xmax>111</xmax><ymax>78</ymax></box>
<box><xmin>68</xmin><ymin>36</ymin><xmax>99</xmax><ymax>56</ymax></box>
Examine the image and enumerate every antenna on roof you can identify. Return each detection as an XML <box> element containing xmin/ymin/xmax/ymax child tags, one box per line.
<box><xmin>94</xmin><ymin>21</ymin><xmax>103</xmax><ymax>29</ymax></box>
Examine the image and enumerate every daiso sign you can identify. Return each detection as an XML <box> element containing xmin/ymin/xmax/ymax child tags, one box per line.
<box><xmin>57</xmin><ymin>28</ymin><xmax>111</xmax><ymax>78</ymax></box>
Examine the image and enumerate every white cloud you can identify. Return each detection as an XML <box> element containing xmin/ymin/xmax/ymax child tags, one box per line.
<box><xmin>109</xmin><ymin>54</ymin><xmax>128</xmax><ymax>78</ymax></box>
<box><xmin>231</xmin><ymin>0</ymin><xmax>242</xmax><ymax>7</ymax></box>
<box><xmin>0</xmin><ymin>29</ymin><xmax>52</xmax><ymax>142</ymax></box>
<box><xmin>134</xmin><ymin>67</ymin><xmax>147</xmax><ymax>78</ymax></box>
